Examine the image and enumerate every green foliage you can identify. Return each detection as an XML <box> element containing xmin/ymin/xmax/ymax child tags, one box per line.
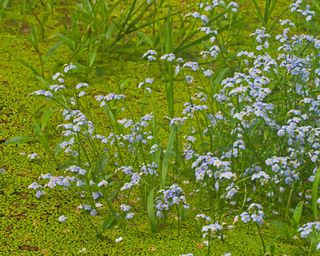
<box><xmin>147</xmin><ymin>188</ymin><xmax>158</xmax><ymax>232</ymax></box>
<box><xmin>312</xmin><ymin>168</ymin><xmax>320</xmax><ymax>220</ymax></box>
<box><xmin>2</xmin><ymin>0</ymin><xmax>320</xmax><ymax>255</ymax></box>
<box><xmin>163</xmin><ymin>9</ymin><xmax>174</xmax><ymax>118</ymax></box>
<box><xmin>251</xmin><ymin>0</ymin><xmax>277</xmax><ymax>26</ymax></box>
<box><xmin>5</xmin><ymin>135</ymin><xmax>35</xmax><ymax>144</ymax></box>
<box><xmin>161</xmin><ymin>126</ymin><xmax>177</xmax><ymax>189</ymax></box>
<box><xmin>52</xmin><ymin>0</ymin><xmax>156</xmax><ymax>76</ymax></box>
<box><xmin>0</xmin><ymin>0</ymin><xmax>9</xmax><ymax>26</ymax></box>
<box><xmin>5</xmin><ymin>104</ymin><xmax>55</xmax><ymax>151</ymax></box>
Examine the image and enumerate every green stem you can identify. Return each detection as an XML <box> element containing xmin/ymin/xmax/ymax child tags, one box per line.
<box><xmin>256</xmin><ymin>223</ymin><xmax>266</xmax><ymax>254</ymax></box>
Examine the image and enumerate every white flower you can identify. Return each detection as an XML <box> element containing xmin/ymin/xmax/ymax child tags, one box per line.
<box><xmin>64</xmin><ymin>63</ymin><xmax>77</xmax><ymax>73</ymax></box>
<box><xmin>76</xmin><ymin>83</ymin><xmax>89</xmax><ymax>90</ymax></box>
<box><xmin>58</xmin><ymin>215</ymin><xmax>67</xmax><ymax>222</ymax></box>
<box><xmin>120</xmin><ymin>204</ymin><xmax>131</xmax><ymax>212</ymax></box>
<box><xmin>125</xmin><ymin>212</ymin><xmax>135</xmax><ymax>219</ymax></box>
<box><xmin>115</xmin><ymin>236</ymin><xmax>123</xmax><ymax>243</ymax></box>
<box><xmin>28</xmin><ymin>153</ymin><xmax>38</xmax><ymax>160</ymax></box>
<box><xmin>52</xmin><ymin>72</ymin><xmax>62</xmax><ymax>81</ymax></box>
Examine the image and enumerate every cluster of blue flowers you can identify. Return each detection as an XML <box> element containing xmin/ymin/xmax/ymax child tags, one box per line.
<box><xmin>156</xmin><ymin>184</ymin><xmax>189</xmax><ymax>218</ymax></box>
<box><xmin>27</xmin><ymin>0</ymin><xmax>320</xmax><ymax>252</ymax></box>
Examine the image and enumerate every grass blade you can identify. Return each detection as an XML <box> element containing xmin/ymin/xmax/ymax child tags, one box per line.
<box><xmin>137</xmin><ymin>31</ymin><xmax>153</xmax><ymax>47</ymax></box>
<box><xmin>292</xmin><ymin>201</ymin><xmax>304</xmax><ymax>229</ymax></box>
<box><xmin>264</xmin><ymin>0</ymin><xmax>271</xmax><ymax>25</ymax></box>
<box><xmin>147</xmin><ymin>188</ymin><xmax>158</xmax><ymax>232</ymax></box>
<box><xmin>103</xmin><ymin>104</ymin><xmax>121</xmax><ymax>133</ymax></box>
<box><xmin>312</xmin><ymin>167</ymin><xmax>320</xmax><ymax>220</ymax></box>
<box><xmin>161</xmin><ymin>126</ymin><xmax>176</xmax><ymax>188</ymax></box>
<box><xmin>5</xmin><ymin>136</ymin><xmax>35</xmax><ymax>144</ymax></box>
<box><xmin>251</xmin><ymin>0</ymin><xmax>263</xmax><ymax>24</ymax></box>
<box><xmin>101</xmin><ymin>213</ymin><xmax>117</xmax><ymax>231</ymax></box>
<box><xmin>313</xmin><ymin>0</ymin><xmax>320</xmax><ymax>12</ymax></box>
<box><xmin>165</xmin><ymin>9</ymin><xmax>174</xmax><ymax>118</ymax></box>
<box><xmin>39</xmin><ymin>107</ymin><xmax>55</xmax><ymax>131</ymax></box>
<box><xmin>95</xmin><ymin>154</ymin><xmax>108</xmax><ymax>174</ymax></box>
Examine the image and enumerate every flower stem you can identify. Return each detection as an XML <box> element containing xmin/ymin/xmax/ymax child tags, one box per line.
<box><xmin>256</xmin><ymin>223</ymin><xmax>266</xmax><ymax>254</ymax></box>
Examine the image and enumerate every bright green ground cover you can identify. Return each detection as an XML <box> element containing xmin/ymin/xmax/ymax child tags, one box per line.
<box><xmin>0</xmin><ymin>35</ymin><xmax>301</xmax><ymax>255</ymax></box>
<box><xmin>1</xmin><ymin>0</ymin><xmax>319</xmax><ymax>255</ymax></box>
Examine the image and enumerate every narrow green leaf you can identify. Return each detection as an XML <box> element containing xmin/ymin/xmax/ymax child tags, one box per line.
<box><xmin>84</xmin><ymin>0</ymin><xmax>93</xmax><ymax>13</ymax></box>
<box><xmin>88</xmin><ymin>47</ymin><xmax>97</xmax><ymax>69</ymax></box>
<box><xmin>105</xmin><ymin>21</ymin><xmax>118</xmax><ymax>40</ymax></box>
<box><xmin>292</xmin><ymin>201</ymin><xmax>304</xmax><ymax>229</ymax></box>
<box><xmin>19</xmin><ymin>59</ymin><xmax>40</xmax><ymax>77</ymax></box>
<box><xmin>164</xmin><ymin>9</ymin><xmax>175</xmax><ymax>118</ymax></box>
<box><xmin>103</xmin><ymin>104</ymin><xmax>121</xmax><ymax>132</ymax></box>
<box><xmin>30</xmin><ymin>27</ymin><xmax>39</xmax><ymax>51</ymax></box>
<box><xmin>152</xmin><ymin>96</ymin><xmax>160</xmax><ymax>165</ymax></box>
<box><xmin>37</xmin><ymin>134</ymin><xmax>49</xmax><ymax>148</ymax></box>
<box><xmin>106</xmin><ymin>189</ymin><xmax>118</xmax><ymax>202</ymax></box>
<box><xmin>136</xmin><ymin>31</ymin><xmax>153</xmax><ymax>47</ymax></box>
<box><xmin>35</xmin><ymin>75</ymin><xmax>47</xmax><ymax>84</ymax></box>
<box><xmin>46</xmin><ymin>41</ymin><xmax>62</xmax><ymax>59</ymax></box>
<box><xmin>312</xmin><ymin>167</ymin><xmax>320</xmax><ymax>220</ymax></box>
<box><xmin>41</xmin><ymin>11</ymin><xmax>50</xmax><ymax>26</ymax></box>
<box><xmin>5</xmin><ymin>136</ymin><xmax>35</xmax><ymax>144</ymax></box>
<box><xmin>175</xmin><ymin>33</ymin><xmax>211</xmax><ymax>53</ymax></box>
<box><xmin>33</xmin><ymin>116</ymin><xmax>50</xmax><ymax>149</ymax></box>
<box><xmin>51</xmin><ymin>95</ymin><xmax>69</xmax><ymax>109</ymax></box>
<box><xmin>54</xmin><ymin>143</ymin><xmax>63</xmax><ymax>158</ymax></box>
<box><xmin>40</xmin><ymin>107</ymin><xmax>55</xmax><ymax>131</ymax></box>
<box><xmin>251</xmin><ymin>0</ymin><xmax>263</xmax><ymax>24</ymax></box>
<box><xmin>175</xmin><ymin>11</ymin><xmax>227</xmax><ymax>53</ymax></box>
<box><xmin>214</xmin><ymin>67</ymin><xmax>229</xmax><ymax>83</ymax></box>
<box><xmin>96</xmin><ymin>154</ymin><xmax>108</xmax><ymax>174</ymax></box>
<box><xmin>264</xmin><ymin>0</ymin><xmax>271</xmax><ymax>25</ymax></box>
<box><xmin>120</xmin><ymin>0</ymin><xmax>137</xmax><ymax>32</ymax></box>
<box><xmin>101</xmin><ymin>214</ymin><xmax>117</xmax><ymax>230</ymax></box>
<box><xmin>313</xmin><ymin>0</ymin><xmax>320</xmax><ymax>12</ymax></box>
<box><xmin>165</xmin><ymin>8</ymin><xmax>172</xmax><ymax>53</ymax></box>
<box><xmin>34</xmin><ymin>120</ymin><xmax>41</xmax><ymax>136</ymax></box>
<box><xmin>147</xmin><ymin>188</ymin><xmax>158</xmax><ymax>232</ymax></box>
<box><xmin>57</xmin><ymin>32</ymin><xmax>75</xmax><ymax>50</ymax></box>
<box><xmin>3</xmin><ymin>0</ymin><xmax>9</xmax><ymax>9</ymax></box>
<box><xmin>161</xmin><ymin>126</ymin><xmax>176</xmax><ymax>188</ymax></box>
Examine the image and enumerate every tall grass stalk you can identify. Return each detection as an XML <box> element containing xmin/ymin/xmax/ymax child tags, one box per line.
<box><xmin>312</xmin><ymin>167</ymin><xmax>320</xmax><ymax>220</ymax></box>
<box><xmin>161</xmin><ymin>126</ymin><xmax>177</xmax><ymax>189</ymax></box>
<box><xmin>251</xmin><ymin>0</ymin><xmax>276</xmax><ymax>26</ymax></box>
<box><xmin>256</xmin><ymin>223</ymin><xmax>266</xmax><ymax>254</ymax></box>
<box><xmin>164</xmin><ymin>9</ymin><xmax>174</xmax><ymax>118</ymax></box>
